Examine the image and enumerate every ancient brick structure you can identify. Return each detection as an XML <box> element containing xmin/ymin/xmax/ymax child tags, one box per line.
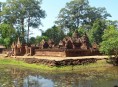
<box><xmin>48</xmin><ymin>39</ymin><xmax>54</xmax><ymax>48</ymax></box>
<box><xmin>34</xmin><ymin>31</ymin><xmax>100</xmax><ymax>57</ymax></box>
<box><xmin>11</xmin><ymin>38</ymin><xmax>26</xmax><ymax>56</ymax></box>
<box><xmin>10</xmin><ymin>31</ymin><xmax>100</xmax><ymax>57</ymax></box>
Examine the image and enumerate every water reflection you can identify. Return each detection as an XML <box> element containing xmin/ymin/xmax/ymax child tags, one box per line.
<box><xmin>23</xmin><ymin>75</ymin><xmax>54</xmax><ymax>87</ymax></box>
<box><xmin>0</xmin><ymin>66</ymin><xmax>118</xmax><ymax>87</ymax></box>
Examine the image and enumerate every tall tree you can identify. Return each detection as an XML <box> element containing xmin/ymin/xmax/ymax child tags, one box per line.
<box><xmin>29</xmin><ymin>37</ymin><xmax>36</xmax><ymax>44</ymax></box>
<box><xmin>43</xmin><ymin>25</ymin><xmax>65</xmax><ymax>44</ymax></box>
<box><xmin>35</xmin><ymin>35</ymin><xmax>48</xmax><ymax>44</ymax></box>
<box><xmin>0</xmin><ymin>23</ymin><xmax>15</xmax><ymax>38</ymax></box>
<box><xmin>0</xmin><ymin>2</ymin><xmax>2</xmax><ymax>23</ymax></box>
<box><xmin>0</xmin><ymin>2</ymin><xmax>1</xmax><ymax>11</ymax></box>
<box><xmin>100</xmin><ymin>25</ymin><xmax>118</xmax><ymax>59</ymax></box>
<box><xmin>55</xmin><ymin>0</ymin><xmax>111</xmax><ymax>32</ymax></box>
<box><xmin>0</xmin><ymin>23</ymin><xmax>16</xmax><ymax>48</ymax></box>
<box><xmin>0</xmin><ymin>0</ymin><xmax>46</xmax><ymax>43</ymax></box>
<box><xmin>89</xmin><ymin>19</ymin><xmax>106</xmax><ymax>44</ymax></box>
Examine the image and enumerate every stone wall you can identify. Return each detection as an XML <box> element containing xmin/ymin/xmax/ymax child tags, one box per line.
<box><xmin>35</xmin><ymin>49</ymin><xmax>66</xmax><ymax>57</ymax></box>
<box><xmin>34</xmin><ymin>49</ymin><xmax>101</xmax><ymax>57</ymax></box>
<box><xmin>65</xmin><ymin>49</ymin><xmax>100</xmax><ymax>57</ymax></box>
<box><xmin>22</xmin><ymin>58</ymin><xmax>97</xmax><ymax>66</ymax></box>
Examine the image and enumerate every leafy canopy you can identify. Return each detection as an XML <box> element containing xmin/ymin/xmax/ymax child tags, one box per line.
<box><xmin>0</xmin><ymin>0</ymin><xmax>46</xmax><ymax>42</ymax></box>
<box><xmin>89</xmin><ymin>19</ymin><xmax>106</xmax><ymax>44</ymax></box>
<box><xmin>0</xmin><ymin>23</ymin><xmax>16</xmax><ymax>48</ymax></box>
<box><xmin>55</xmin><ymin>0</ymin><xmax>111</xmax><ymax>32</ymax></box>
<box><xmin>100</xmin><ymin>25</ymin><xmax>118</xmax><ymax>58</ymax></box>
<box><xmin>42</xmin><ymin>25</ymin><xmax>65</xmax><ymax>44</ymax></box>
<box><xmin>0</xmin><ymin>23</ymin><xmax>15</xmax><ymax>38</ymax></box>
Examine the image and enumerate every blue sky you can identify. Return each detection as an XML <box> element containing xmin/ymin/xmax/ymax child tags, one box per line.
<box><xmin>1</xmin><ymin>0</ymin><xmax>118</xmax><ymax>37</ymax></box>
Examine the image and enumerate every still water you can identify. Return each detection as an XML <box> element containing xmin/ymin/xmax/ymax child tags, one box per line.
<box><xmin>0</xmin><ymin>66</ymin><xmax>118</xmax><ymax>87</ymax></box>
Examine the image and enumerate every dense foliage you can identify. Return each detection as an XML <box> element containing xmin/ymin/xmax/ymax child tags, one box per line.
<box><xmin>29</xmin><ymin>36</ymin><xmax>48</xmax><ymax>45</ymax></box>
<box><xmin>89</xmin><ymin>19</ymin><xmax>106</xmax><ymax>44</ymax></box>
<box><xmin>0</xmin><ymin>0</ymin><xmax>46</xmax><ymax>43</ymax></box>
<box><xmin>0</xmin><ymin>23</ymin><xmax>16</xmax><ymax>48</ymax></box>
<box><xmin>100</xmin><ymin>25</ymin><xmax>118</xmax><ymax>58</ymax></box>
<box><xmin>55</xmin><ymin>0</ymin><xmax>111</xmax><ymax>32</ymax></box>
<box><xmin>42</xmin><ymin>26</ymin><xmax>65</xmax><ymax>44</ymax></box>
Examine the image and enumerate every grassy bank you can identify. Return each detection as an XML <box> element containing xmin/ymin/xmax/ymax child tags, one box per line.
<box><xmin>0</xmin><ymin>57</ymin><xmax>113</xmax><ymax>72</ymax></box>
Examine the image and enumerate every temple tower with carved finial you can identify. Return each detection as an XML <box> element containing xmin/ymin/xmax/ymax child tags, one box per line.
<box><xmin>80</xmin><ymin>33</ymin><xmax>91</xmax><ymax>50</ymax></box>
<box><xmin>16</xmin><ymin>37</ymin><xmax>22</xmax><ymax>55</ymax></box>
<box><xmin>72</xmin><ymin>30</ymin><xmax>82</xmax><ymax>49</ymax></box>
<box><xmin>17</xmin><ymin>37</ymin><xmax>21</xmax><ymax>48</ymax></box>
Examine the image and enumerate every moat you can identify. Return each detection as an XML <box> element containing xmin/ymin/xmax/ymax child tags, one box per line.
<box><xmin>0</xmin><ymin>65</ymin><xmax>118</xmax><ymax>87</ymax></box>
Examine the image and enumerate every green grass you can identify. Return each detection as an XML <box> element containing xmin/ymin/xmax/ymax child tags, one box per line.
<box><xmin>0</xmin><ymin>58</ymin><xmax>57</xmax><ymax>71</ymax></box>
<box><xmin>0</xmin><ymin>57</ymin><xmax>113</xmax><ymax>73</ymax></box>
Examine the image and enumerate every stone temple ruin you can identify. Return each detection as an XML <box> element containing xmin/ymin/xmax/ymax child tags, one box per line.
<box><xmin>11</xmin><ymin>31</ymin><xmax>99</xmax><ymax>57</ymax></box>
<box><xmin>58</xmin><ymin>31</ymin><xmax>91</xmax><ymax>50</ymax></box>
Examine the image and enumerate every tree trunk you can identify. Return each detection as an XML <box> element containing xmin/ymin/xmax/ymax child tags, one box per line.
<box><xmin>21</xmin><ymin>18</ymin><xmax>25</xmax><ymax>43</ymax></box>
<box><xmin>27</xmin><ymin>17</ymin><xmax>30</xmax><ymax>43</ymax></box>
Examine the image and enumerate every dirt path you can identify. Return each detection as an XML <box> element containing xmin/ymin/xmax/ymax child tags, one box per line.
<box><xmin>0</xmin><ymin>53</ymin><xmax>109</xmax><ymax>61</ymax></box>
<box><xmin>9</xmin><ymin>55</ymin><xmax>108</xmax><ymax>61</ymax></box>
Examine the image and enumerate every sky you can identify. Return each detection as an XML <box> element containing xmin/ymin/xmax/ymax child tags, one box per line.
<box><xmin>1</xmin><ymin>0</ymin><xmax>118</xmax><ymax>37</ymax></box>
